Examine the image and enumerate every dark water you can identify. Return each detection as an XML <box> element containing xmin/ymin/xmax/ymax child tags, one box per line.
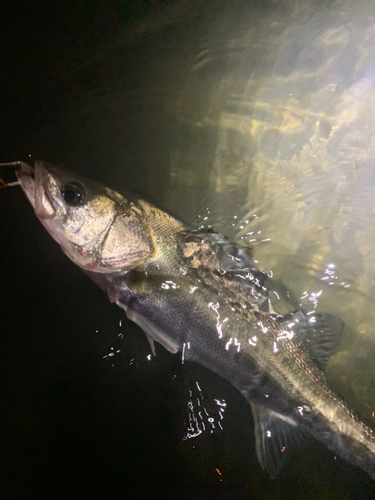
<box><xmin>2</xmin><ymin>0</ymin><xmax>375</xmax><ymax>498</ymax></box>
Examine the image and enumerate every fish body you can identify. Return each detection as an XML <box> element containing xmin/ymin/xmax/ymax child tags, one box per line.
<box><xmin>15</xmin><ymin>159</ymin><xmax>375</xmax><ymax>479</ymax></box>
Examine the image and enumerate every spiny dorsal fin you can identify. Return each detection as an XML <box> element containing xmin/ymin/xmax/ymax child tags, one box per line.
<box><xmin>178</xmin><ymin>231</ymin><xmax>269</xmax><ymax>311</ymax></box>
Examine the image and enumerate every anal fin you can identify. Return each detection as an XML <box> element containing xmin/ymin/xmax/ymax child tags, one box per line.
<box><xmin>250</xmin><ymin>402</ymin><xmax>307</xmax><ymax>479</ymax></box>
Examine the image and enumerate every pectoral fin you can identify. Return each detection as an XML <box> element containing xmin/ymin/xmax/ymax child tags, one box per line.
<box><xmin>124</xmin><ymin>306</ymin><xmax>179</xmax><ymax>354</ymax></box>
<box><xmin>145</xmin><ymin>332</ymin><xmax>156</xmax><ymax>356</ymax></box>
<box><xmin>250</xmin><ymin>403</ymin><xmax>306</xmax><ymax>479</ymax></box>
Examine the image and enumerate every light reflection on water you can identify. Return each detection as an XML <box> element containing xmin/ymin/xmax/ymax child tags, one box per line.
<box><xmin>183</xmin><ymin>379</ymin><xmax>226</xmax><ymax>440</ymax></box>
<box><xmin>192</xmin><ymin>185</ymin><xmax>375</xmax><ymax>420</ymax></box>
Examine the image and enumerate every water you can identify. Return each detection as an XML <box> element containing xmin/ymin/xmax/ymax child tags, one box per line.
<box><xmin>2</xmin><ymin>0</ymin><xmax>375</xmax><ymax>497</ymax></box>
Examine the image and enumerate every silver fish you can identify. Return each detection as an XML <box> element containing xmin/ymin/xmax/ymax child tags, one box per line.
<box><xmin>13</xmin><ymin>159</ymin><xmax>375</xmax><ymax>479</ymax></box>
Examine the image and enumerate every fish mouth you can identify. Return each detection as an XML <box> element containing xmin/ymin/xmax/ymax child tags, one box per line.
<box><xmin>16</xmin><ymin>160</ymin><xmax>56</xmax><ymax>219</ymax></box>
<box><xmin>15</xmin><ymin>162</ymin><xmax>35</xmax><ymax>206</ymax></box>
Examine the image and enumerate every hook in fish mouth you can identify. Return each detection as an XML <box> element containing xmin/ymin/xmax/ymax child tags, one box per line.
<box><xmin>20</xmin><ymin>160</ymin><xmax>58</xmax><ymax>219</ymax></box>
<box><xmin>15</xmin><ymin>161</ymin><xmax>37</xmax><ymax>209</ymax></box>
<box><xmin>0</xmin><ymin>161</ymin><xmax>24</xmax><ymax>189</ymax></box>
<box><xmin>0</xmin><ymin>160</ymin><xmax>36</xmax><ymax>209</ymax></box>
<box><xmin>0</xmin><ymin>160</ymin><xmax>23</xmax><ymax>169</ymax></box>
<box><xmin>0</xmin><ymin>159</ymin><xmax>57</xmax><ymax>219</ymax></box>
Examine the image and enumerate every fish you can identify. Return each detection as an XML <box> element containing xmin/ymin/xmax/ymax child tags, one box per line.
<box><xmin>11</xmin><ymin>158</ymin><xmax>375</xmax><ymax>480</ymax></box>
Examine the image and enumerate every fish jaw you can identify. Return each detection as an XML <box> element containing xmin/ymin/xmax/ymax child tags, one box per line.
<box><xmin>16</xmin><ymin>160</ymin><xmax>58</xmax><ymax>219</ymax></box>
<box><xmin>16</xmin><ymin>161</ymin><xmax>36</xmax><ymax>209</ymax></box>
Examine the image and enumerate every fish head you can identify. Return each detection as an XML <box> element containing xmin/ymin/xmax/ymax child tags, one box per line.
<box><xmin>16</xmin><ymin>160</ymin><xmax>155</xmax><ymax>272</ymax></box>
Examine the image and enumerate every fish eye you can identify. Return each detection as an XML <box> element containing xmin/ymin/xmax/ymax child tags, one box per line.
<box><xmin>61</xmin><ymin>182</ymin><xmax>85</xmax><ymax>206</ymax></box>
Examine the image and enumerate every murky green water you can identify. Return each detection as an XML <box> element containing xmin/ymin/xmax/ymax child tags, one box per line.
<box><xmin>160</xmin><ymin>0</ymin><xmax>375</xmax><ymax>422</ymax></box>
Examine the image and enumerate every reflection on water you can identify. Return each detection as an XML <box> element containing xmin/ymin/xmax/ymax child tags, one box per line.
<box><xmin>183</xmin><ymin>379</ymin><xmax>226</xmax><ymax>440</ymax></box>
<box><xmin>164</xmin><ymin>0</ymin><xmax>375</xmax><ymax>423</ymax></box>
<box><xmin>164</xmin><ymin>0</ymin><xmax>375</xmax><ymax>489</ymax></box>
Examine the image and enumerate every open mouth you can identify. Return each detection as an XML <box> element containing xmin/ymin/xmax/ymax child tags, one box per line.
<box><xmin>16</xmin><ymin>161</ymin><xmax>56</xmax><ymax>219</ymax></box>
<box><xmin>15</xmin><ymin>162</ymin><xmax>36</xmax><ymax>208</ymax></box>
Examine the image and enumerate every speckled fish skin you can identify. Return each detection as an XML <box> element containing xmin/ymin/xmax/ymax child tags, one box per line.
<box><xmin>16</xmin><ymin>160</ymin><xmax>375</xmax><ymax>480</ymax></box>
